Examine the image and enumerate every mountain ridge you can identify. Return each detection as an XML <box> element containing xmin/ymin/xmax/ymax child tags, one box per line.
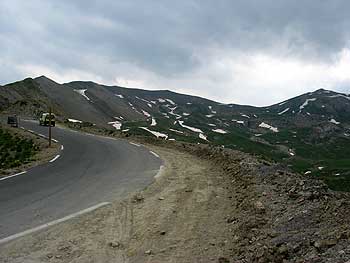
<box><xmin>1</xmin><ymin>76</ymin><xmax>350</xmax><ymax>191</ymax></box>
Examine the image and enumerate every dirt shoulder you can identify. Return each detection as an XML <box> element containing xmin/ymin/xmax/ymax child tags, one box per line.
<box><xmin>0</xmin><ymin>123</ymin><xmax>60</xmax><ymax>177</ymax></box>
<box><xmin>1</xmin><ymin>140</ymin><xmax>350</xmax><ymax>262</ymax></box>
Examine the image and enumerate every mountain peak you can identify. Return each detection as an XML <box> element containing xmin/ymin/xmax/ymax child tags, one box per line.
<box><xmin>35</xmin><ymin>75</ymin><xmax>55</xmax><ymax>82</ymax></box>
<box><xmin>34</xmin><ymin>75</ymin><xmax>59</xmax><ymax>85</ymax></box>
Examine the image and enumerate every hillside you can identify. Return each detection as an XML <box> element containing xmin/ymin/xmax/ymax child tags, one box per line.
<box><xmin>1</xmin><ymin>76</ymin><xmax>350</xmax><ymax>190</ymax></box>
<box><xmin>0</xmin><ymin>127</ymin><xmax>38</xmax><ymax>170</ymax></box>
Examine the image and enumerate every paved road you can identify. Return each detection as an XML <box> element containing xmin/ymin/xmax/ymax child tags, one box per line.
<box><xmin>0</xmin><ymin>120</ymin><xmax>162</xmax><ymax>240</ymax></box>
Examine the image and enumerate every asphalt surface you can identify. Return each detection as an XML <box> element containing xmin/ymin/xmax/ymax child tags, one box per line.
<box><xmin>0</xmin><ymin>121</ymin><xmax>162</xmax><ymax>240</ymax></box>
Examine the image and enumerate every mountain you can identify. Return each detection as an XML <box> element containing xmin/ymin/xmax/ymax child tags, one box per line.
<box><xmin>1</xmin><ymin>76</ymin><xmax>350</xmax><ymax>191</ymax></box>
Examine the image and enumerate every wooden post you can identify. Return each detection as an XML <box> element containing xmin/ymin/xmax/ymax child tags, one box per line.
<box><xmin>49</xmin><ymin>107</ymin><xmax>52</xmax><ymax>147</ymax></box>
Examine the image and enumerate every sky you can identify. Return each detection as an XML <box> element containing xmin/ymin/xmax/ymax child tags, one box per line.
<box><xmin>1</xmin><ymin>0</ymin><xmax>350</xmax><ymax>106</ymax></box>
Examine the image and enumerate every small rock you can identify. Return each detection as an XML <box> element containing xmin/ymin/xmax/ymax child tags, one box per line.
<box><xmin>108</xmin><ymin>241</ymin><xmax>120</xmax><ymax>248</ymax></box>
<box><xmin>314</xmin><ymin>239</ymin><xmax>337</xmax><ymax>250</ymax></box>
<box><xmin>133</xmin><ymin>193</ymin><xmax>144</xmax><ymax>203</ymax></box>
<box><xmin>69</xmin><ymin>239</ymin><xmax>78</xmax><ymax>245</ymax></box>
<box><xmin>226</xmin><ymin>217</ymin><xmax>235</xmax><ymax>224</ymax></box>
<box><xmin>58</xmin><ymin>245</ymin><xmax>70</xmax><ymax>251</ymax></box>
<box><xmin>160</xmin><ymin>231</ymin><xmax>166</xmax><ymax>235</ymax></box>
<box><xmin>158</xmin><ymin>197</ymin><xmax>165</xmax><ymax>200</ymax></box>
<box><xmin>254</xmin><ymin>201</ymin><xmax>265</xmax><ymax>213</ymax></box>
<box><xmin>145</xmin><ymin>249</ymin><xmax>152</xmax><ymax>255</ymax></box>
<box><xmin>55</xmin><ymin>255</ymin><xmax>62</xmax><ymax>259</ymax></box>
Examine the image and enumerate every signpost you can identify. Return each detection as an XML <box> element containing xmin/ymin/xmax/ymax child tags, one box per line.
<box><xmin>48</xmin><ymin>107</ymin><xmax>52</xmax><ymax>147</ymax></box>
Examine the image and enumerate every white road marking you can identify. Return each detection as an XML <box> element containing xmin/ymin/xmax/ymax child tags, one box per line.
<box><xmin>38</xmin><ymin>133</ymin><xmax>46</xmax><ymax>138</ymax></box>
<box><xmin>49</xmin><ymin>155</ymin><xmax>60</xmax><ymax>163</ymax></box>
<box><xmin>51</xmin><ymin>138</ymin><xmax>59</xmax><ymax>143</ymax></box>
<box><xmin>0</xmin><ymin>202</ymin><xmax>111</xmax><ymax>245</ymax></box>
<box><xmin>150</xmin><ymin>151</ymin><xmax>160</xmax><ymax>158</ymax></box>
<box><xmin>0</xmin><ymin>171</ymin><xmax>27</xmax><ymax>182</ymax></box>
<box><xmin>130</xmin><ymin>142</ymin><xmax>141</xmax><ymax>147</ymax></box>
<box><xmin>28</xmin><ymin>130</ymin><xmax>34</xmax><ymax>133</ymax></box>
<box><xmin>60</xmin><ymin>145</ymin><xmax>64</xmax><ymax>151</ymax></box>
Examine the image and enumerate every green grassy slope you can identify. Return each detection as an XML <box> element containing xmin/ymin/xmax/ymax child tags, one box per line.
<box><xmin>0</xmin><ymin>128</ymin><xmax>38</xmax><ymax>169</ymax></box>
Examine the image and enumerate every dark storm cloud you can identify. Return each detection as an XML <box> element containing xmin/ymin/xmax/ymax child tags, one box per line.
<box><xmin>1</xmin><ymin>0</ymin><xmax>350</xmax><ymax>104</ymax></box>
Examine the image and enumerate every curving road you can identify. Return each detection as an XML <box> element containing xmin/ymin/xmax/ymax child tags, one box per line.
<box><xmin>0</xmin><ymin>120</ymin><xmax>162</xmax><ymax>240</ymax></box>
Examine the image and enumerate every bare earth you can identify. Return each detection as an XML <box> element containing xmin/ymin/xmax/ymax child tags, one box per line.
<box><xmin>1</xmin><ymin>140</ymin><xmax>350</xmax><ymax>262</ymax></box>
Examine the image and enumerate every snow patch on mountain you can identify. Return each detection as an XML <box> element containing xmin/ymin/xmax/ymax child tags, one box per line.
<box><xmin>128</xmin><ymin>102</ymin><xmax>142</xmax><ymax>115</ymax></box>
<box><xmin>68</xmin><ymin>118</ymin><xmax>83</xmax><ymax>123</ymax></box>
<box><xmin>169</xmin><ymin>128</ymin><xmax>184</xmax><ymax>134</ymax></box>
<box><xmin>74</xmin><ymin>89</ymin><xmax>90</xmax><ymax>101</ymax></box>
<box><xmin>208</xmin><ymin>105</ymin><xmax>217</xmax><ymax>114</ymax></box>
<box><xmin>140</xmin><ymin>127</ymin><xmax>168</xmax><ymax>139</ymax></box>
<box><xmin>329</xmin><ymin>119</ymin><xmax>340</xmax><ymax>125</ymax></box>
<box><xmin>108</xmin><ymin>121</ymin><xmax>122</xmax><ymax>130</ymax></box>
<box><xmin>259</xmin><ymin>122</ymin><xmax>279</xmax><ymax>132</ymax></box>
<box><xmin>151</xmin><ymin>117</ymin><xmax>157</xmax><ymax>126</ymax></box>
<box><xmin>299</xmin><ymin>98</ymin><xmax>316</xmax><ymax>111</ymax></box>
<box><xmin>199</xmin><ymin>133</ymin><xmax>208</xmax><ymax>141</ymax></box>
<box><xmin>166</xmin><ymin>99</ymin><xmax>176</xmax><ymax>105</ymax></box>
<box><xmin>278</xmin><ymin>108</ymin><xmax>290</xmax><ymax>115</ymax></box>
<box><xmin>142</xmin><ymin>110</ymin><xmax>151</xmax><ymax>118</ymax></box>
<box><xmin>329</xmin><ymin>94</ymin><xmax>350</xmax><ymax>101</ymax></box>
<box><xmin>168</xmin><ymin>106</ymin><xmax>182</xmax><ymax>119</ymax></box>
<box><xmin>178</xmin><ymin>121</ymin><xmax>203</xmax><ymax>133</ymax></box>
<box><xmin>212</xmin><ymin>129</ymin><xmax>228</xmax><ymax>134</ymax></box>
<box><xmin>233</xmin><ymin>120</ymin><xmax>244</xmax><ymax>124</ymax></box>
<box><xmin>279</xmin><ymin>101</ymin><xmax>287</xmax><ymax>106</ymax></box>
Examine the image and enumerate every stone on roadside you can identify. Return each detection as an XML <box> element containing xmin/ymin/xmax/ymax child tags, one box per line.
<box><xmin>108</xmin><ymin>241</ymin><xmax>121</xmax><ymax>249</ymax></box>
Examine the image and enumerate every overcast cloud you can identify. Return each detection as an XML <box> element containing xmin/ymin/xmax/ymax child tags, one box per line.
<box><xmin>1</xmin><ymin>0</ymin><xmax>350</xmax><ymax>106</ymax></box>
